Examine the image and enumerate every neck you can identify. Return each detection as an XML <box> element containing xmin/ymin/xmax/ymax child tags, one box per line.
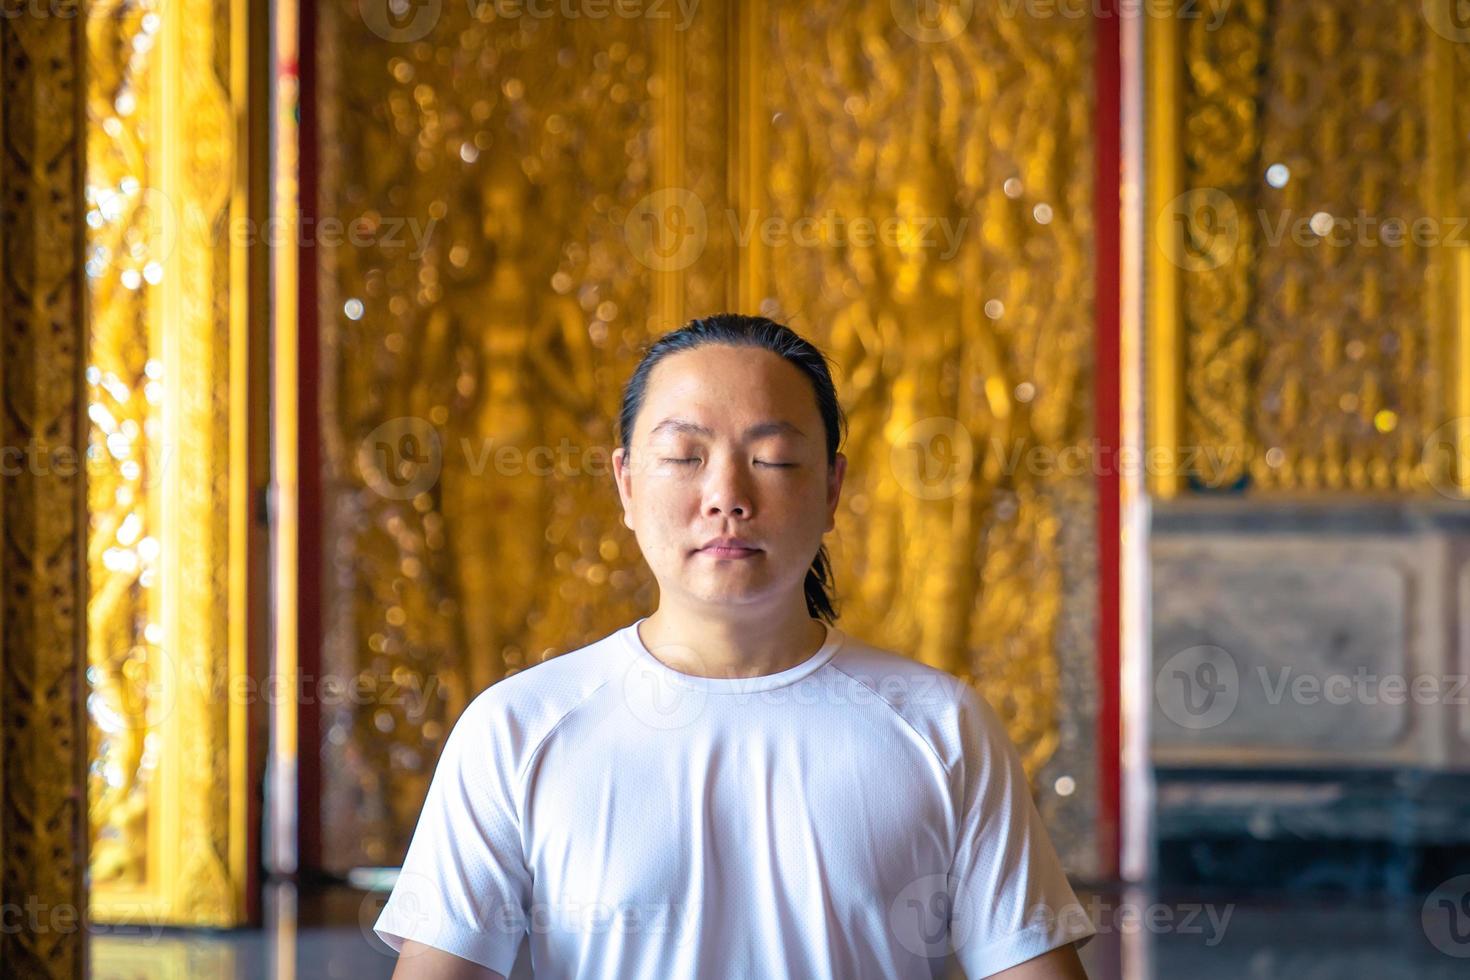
<box><xmin>637</xmin><ymin>600</ymin><xmax>829</xmax><ymax>679</ymax></box>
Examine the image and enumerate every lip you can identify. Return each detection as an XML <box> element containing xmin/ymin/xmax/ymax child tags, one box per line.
<box><xmin>699</xmin><ymin>544</ymin><xmax>762</xmax><ymax>559</ymax></box>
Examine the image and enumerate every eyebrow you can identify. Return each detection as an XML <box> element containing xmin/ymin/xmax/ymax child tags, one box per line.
<box><xmin>649</xmin><ymin>417</ymin><xmax>806</xmax><ymax>440</ymax></box>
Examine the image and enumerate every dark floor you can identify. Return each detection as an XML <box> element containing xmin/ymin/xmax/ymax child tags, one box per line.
<box><xmin>88</xmin><ymin>881</ymin><xmax>1467</xmax><ymax>979</ymax></box>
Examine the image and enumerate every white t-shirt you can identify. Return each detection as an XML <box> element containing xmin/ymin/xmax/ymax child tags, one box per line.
<box><xmin>373</xmin><ymin>618</ymin><xmax>1095</xmax><ymax>978</ymax></box>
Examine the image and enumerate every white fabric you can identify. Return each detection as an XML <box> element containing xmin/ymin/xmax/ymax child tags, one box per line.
<box><xmin>374</xmin><ymin>618</ymin><xmax>1095</xmax><ymax>978</ymax></box>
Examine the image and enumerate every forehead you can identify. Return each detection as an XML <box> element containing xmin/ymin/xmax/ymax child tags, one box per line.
<box><xmin>637</xmin><ymin>345</ymin><xmax>820</xmax><ymax>437</ymax></box>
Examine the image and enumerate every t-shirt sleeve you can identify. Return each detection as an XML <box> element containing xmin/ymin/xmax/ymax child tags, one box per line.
<box><xmin>372</xmin><ymin>693</ymin><xmax>532</xmax><ymax>975</ymax></box>
<box><xmin>946</xmin><ymin>686</ymin><xmax>1096</xmax><ymax>978</ymax></box>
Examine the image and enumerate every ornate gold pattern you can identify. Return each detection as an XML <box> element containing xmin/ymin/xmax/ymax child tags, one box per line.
<box><xmin>1151</xmin><ymin>0</ymin><xmax>1467</xmax><ymax>494</ymax></box>
<box><xmin>1</xmin><ymin>9</ymin><xmax>91</xmax><ymax>978</ymax></box>
<box><xmin>750</xmin><ymin>0</ymin><xmax>1095</xmax><ymax>860</ymax></box>
<box><xmin>318</xmin><ymin>1</ymin><xmax>1097</xmax><ymax>875</ymax></box>
<box><xmin>84</xmin><ymin>0</ymin><xmax>252</xmax><ymax>926</ymax></box>
<box><xmin>317</xmin><ymin>1</ymin><xmax>660</xmax><ymax>869</ymax></box>
<box><xmin>1177</xmin><ymin>0</ymin><xmax>1265</xmax><ymax>490</ymax></box>
<box><xmin>1252</xmin><ymin>2</ymin><xmax>1430</xmax><ymax>491</ymax></box>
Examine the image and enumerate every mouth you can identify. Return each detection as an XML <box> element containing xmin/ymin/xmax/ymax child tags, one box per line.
<box><xmin>697</xmin><ymin>544</ymin><xmax>763</xmax><ymax>560</ymax></box>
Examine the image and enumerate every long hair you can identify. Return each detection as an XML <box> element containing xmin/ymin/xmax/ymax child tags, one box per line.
<box><xmin>617</xmin><ymin>314</ymin><xmax>847</xmax><ymax>625</ymax></box>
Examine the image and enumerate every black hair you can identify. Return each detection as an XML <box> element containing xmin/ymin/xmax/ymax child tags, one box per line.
<box><xmin>617</xmin><ymin>313</ymin><xmax>847</xmax><ymax>625</ymax></box>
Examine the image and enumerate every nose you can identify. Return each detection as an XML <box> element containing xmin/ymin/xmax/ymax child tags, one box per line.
<box><xmin>702</xmin><ymin>452</ymin><xmax>754</xmax><ymax>519</ymax></box>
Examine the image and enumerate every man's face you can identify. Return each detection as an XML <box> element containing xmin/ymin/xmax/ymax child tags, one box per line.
<box><xmin>613</xmin><ymin>344</ymin><xmax>845</xmax><ymax>613</ymax></box>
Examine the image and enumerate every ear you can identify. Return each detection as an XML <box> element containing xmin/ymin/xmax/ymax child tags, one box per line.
<box><xmin>825</xmin><ymin>452</ymin><xmax>847</xmax><ymax>533</ymax></box>
<box><xmin>613</xmin><ymin>446</ymin><xmax>635</xmax><ymax>531</ymax></box>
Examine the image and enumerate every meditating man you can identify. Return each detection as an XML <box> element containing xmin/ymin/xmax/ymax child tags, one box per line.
<box><xmin>375</xmin><ymin>314</ymin><xmax>1095</xmax><ymax>979</ymax></box>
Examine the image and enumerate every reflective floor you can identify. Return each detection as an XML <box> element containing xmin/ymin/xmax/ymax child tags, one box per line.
<box><xmin>88</xmin><ymin>882</ymin><xmax>1466</xmax><ymax>979</ymax></box>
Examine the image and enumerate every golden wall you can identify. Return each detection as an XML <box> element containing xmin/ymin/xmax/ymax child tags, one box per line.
<box><xmin>317</xmin><ymin>0</ymin><xmax>1101</xmax><ymax>876</ymax></box>
<box><xmin>1149</xmin><ymin>0</ymin><xmax>1470</xmax><ymax>497</ymax></box>
<box><xmin>1</xmin><ymin>9</ymin><xmax>90</xmax><ymax>978</ymax></box>
<box><xmin>84</xmin><ymin>0</ymin><xmax>258</xmax><ymax>927</ymax></box>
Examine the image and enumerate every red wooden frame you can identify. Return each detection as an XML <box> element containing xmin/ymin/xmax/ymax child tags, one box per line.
<box><xmin>1093</xmin><ymin>0</ymin><xmax>1123</xmax><ymax>879</ymax></box>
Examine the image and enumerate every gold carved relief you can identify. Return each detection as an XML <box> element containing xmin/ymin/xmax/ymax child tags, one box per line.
<box><xmin>84</xmin><ymin>0</ymin><xmax>253</xmax><ymax>927</ymax></box>
<box><xmin>1</xmin><ymin>9</ymin><xmax>91</xmax><ymax>978</ymax></box>
<box><xmin>317</xmin><ymin>0</ymin><xmax>661</xmax><ymax>869</ymax></box>
<box><xmin>745</xmin><ymin>0</ymin><xmax>1097</xmax><ymax>870</ymax></box>
<box><xmin>1150</xmin><ymin>0</ymin><xmax>1469</xmax><ymax>495</ymax></box>
<box><xmin>319</xmin><ymin>0</ymin><xmax>1097</xmax><ymax>875</ymax></box>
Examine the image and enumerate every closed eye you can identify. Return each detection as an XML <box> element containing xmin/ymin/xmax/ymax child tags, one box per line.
<box><xmin>660</xmin><ymin>458</ymin><xmax>796</xmax><ymax>467</ymax></box>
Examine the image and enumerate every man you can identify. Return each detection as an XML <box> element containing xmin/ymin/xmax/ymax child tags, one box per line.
<box><xmin>375</xmin><ymin>315</ymin><xmax>1095</xmax><ymax>978</ymax></box>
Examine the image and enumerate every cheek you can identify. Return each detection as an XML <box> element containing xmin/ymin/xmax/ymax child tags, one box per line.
<box><xmin>632</xmin><ymin>483</ymin><xmax>697</xmax><ymax>540</ymax></box>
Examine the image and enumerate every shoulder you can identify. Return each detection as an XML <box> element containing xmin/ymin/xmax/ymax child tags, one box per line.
<box><xmin>827</xmin><ymin>632</ymin><xmax>1001</xmax><ymax>774</ymax></box>
<box><xmin>449</xmin><ymin>625</ymin><xmax>632</xmax><ymax>762</ymax></box>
